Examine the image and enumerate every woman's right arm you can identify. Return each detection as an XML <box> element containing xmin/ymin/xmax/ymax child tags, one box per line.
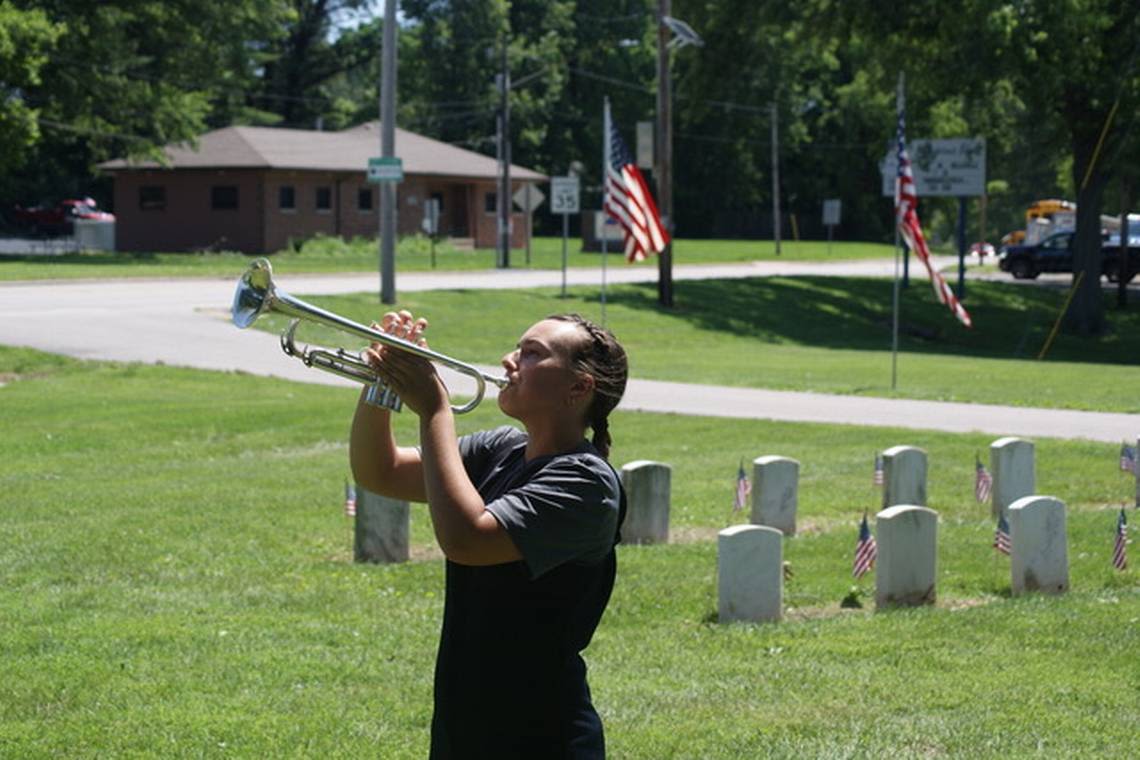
<box><xmin>349</xmin><ymin>389</ymin><xmax>427</xmax><ymax>502</ymax></box>
<box><xmin>348</xmin><ymin>311</ymin><xmax>429</xmax><ymax>503</ymax></box>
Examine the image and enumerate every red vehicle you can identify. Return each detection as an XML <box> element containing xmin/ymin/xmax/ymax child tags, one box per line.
<box><xmin>11</xmin><ymin>197</ymin><xmax>115</xmax><ymax>235</ymax></box>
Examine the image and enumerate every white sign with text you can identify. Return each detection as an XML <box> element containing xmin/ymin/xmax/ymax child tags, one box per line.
<box><xmin>880</xmin><ymin>138</ymin><xmax>985</xmax><ymax>197</ymax></box>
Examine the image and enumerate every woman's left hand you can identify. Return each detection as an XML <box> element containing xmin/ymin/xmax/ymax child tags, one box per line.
<box><xmin>364</xmin><ymin>310</ymin><xmax>450</xmax><ymax>417</ymax></box>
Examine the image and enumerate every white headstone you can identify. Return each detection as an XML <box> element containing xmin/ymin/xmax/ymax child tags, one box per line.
<box><xmin>717</xmin><ymin>524</ymin><xmax>783</xmax><ymax>623</ymax></box>
<box><xmin>875</xmin><ymin>505</ymin><xmax>938</xmax><ymax>609</ymax></box>
<box><xmin>355</xmin><ymin>487</ymin><xmax>409</xmax><ymax>563</ymax></box>
<box><xmin>620</xmin><ymin>460</ymin><xmax>671</xmax><ymax>544</ymax></box>
<box><xmin>991</xmin><ymin>437</ymin><xmax>1035</xmax><ymax>519</ymax></box>
<box><xmin>751</xmin><ymin>456</ymin><xmax>799</xmax><ymax>535</ymax></box>
<box><xmin>1009</xmin><ymin>496</ymin><xmax>1069</xmax><ymax>596</ymax></box>
<box><xmin>882</xmin><ymin>446</ymin><xmax>927</xmax><ymax>508</ymax></box>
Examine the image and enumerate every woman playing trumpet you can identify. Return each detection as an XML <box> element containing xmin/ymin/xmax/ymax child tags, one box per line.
<box><xmin>350</xmin><ymin>310</ymin><xmax>628</xmax><ymax>759</ymax></box>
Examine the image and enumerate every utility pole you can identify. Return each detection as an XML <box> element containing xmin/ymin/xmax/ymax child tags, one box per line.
<box><xmin>496</xmin><ymin>35</ymin><xmax>512</xmax><ymax>269</ymax></box>
<box><xmin>655</xmin><ymin>0</ymin><xmax>674</xmax><ymax>306</ymax></box>
<box><xmin>771</xmin><ymin>101</ymin><xmax>781</xmax><ymax>256</ymax></box>
<box><xmin>379</xmin><ymin>0</ymin><xmax>397</xmax><ymax>304</ymax></box>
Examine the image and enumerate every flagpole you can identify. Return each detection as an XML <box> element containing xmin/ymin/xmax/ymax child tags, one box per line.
<box><xmin>891</xmin><ymin>72</ymin><xmax>904</xmax><ymax>391</ymax></box>
<box><xmin>601</xmin><ymin>97</ymin><xmax>611</xmax><ymax>326</ymax></box>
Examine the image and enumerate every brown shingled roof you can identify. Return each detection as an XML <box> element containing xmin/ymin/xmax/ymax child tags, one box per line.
<box><xmin>99</xmin><ymin>122</ymin><xmax>547</xmax><ymax>181</ymax></box>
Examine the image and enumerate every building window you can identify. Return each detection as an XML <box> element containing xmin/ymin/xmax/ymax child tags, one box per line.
<box><xmin>279</xmin><ymin>186</ymin><xmax>296</xmax><ymax>211</ymax></box>
<box><xmin>431</xmin><ymin>192</ymin><xmax>444</xmax><ymax>212</ymax></box>
<box><xmin>211</xmin><ymin>185</ymin><xmax>238</xmax><ymax>210</ymax></box>
<box><xmin>315</xmin><ymin>186</ymin><xmax>331</xmax><ymax>212</ymax></box>
<box><xmin>484</xmin><ymin>192</ymin><xmax>496</xmax><ymax>214</ymax></box>
<box><xmin>138</xmin><ymin>186</ymin><xmax>166</xmax><ymax>211</ymax></box>
<box><xmin>357</xmin><ymin>187</ymin><xmax>373</xmax><ymax>211</ymax></box>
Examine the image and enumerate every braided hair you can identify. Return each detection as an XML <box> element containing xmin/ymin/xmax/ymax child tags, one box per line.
<box><xmin>547</xmin><ymin>314</ymin><xmax>628</xmax><ymax>459</ymax></box>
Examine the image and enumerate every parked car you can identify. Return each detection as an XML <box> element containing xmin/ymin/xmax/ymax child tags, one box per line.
<box><xmin>11</xmin><ymin>198</ymin><xmax>115</xmax><ymax>236</ymax></box>
<box><xmin>998</xmin><ymin>230</ymin><xmax>1138</xmax><ymax>283</ymax></box>
<box><xmin>1102</xmin><ymin>233</ymin><xmax>1140</xmax><ymax>284</ymax></box>
<box><xmin>998</xmin><ymin>231</ymin><xmax>1075</xmax><ymax>279</ymax></box>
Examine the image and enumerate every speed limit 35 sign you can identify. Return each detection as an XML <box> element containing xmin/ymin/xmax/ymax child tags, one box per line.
<box><xmin>550</xmin><ymin>176</ymin><xmax>580</xmax><ymax>215</ymax></box>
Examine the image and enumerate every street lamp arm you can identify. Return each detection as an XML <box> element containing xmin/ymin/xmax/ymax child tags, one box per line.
<box><xmin>662</xmin><ymin>15</ymin><xmax>704</xmax><ymax>48</ymax></box>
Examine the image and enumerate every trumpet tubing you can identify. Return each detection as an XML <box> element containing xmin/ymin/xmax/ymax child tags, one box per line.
<box><xmin>231</xmin><ymin>258</ymin><xmax>508</xmax><ymax>414</ymax></box>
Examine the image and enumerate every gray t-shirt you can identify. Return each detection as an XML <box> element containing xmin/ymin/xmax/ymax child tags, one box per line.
<box><xmin>459</xmin><ymin>425</ymin><xmax>621</xmax><ymax>579</ymax></box>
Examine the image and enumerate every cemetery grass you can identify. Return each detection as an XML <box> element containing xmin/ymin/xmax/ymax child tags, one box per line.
<box><xmin>265</xmin><ymin>276</ymin><xmax>1140</xmax><ymax>413</ymax></box>
<box><xmin>2</xmin><ymin>347</ymin><xmax>1138</xmax><ymax>758</ymax></box>
<box><xmin>0</xmin><ymin>236</ymin><xmax>892</xmax><ymax>281</ymax></box>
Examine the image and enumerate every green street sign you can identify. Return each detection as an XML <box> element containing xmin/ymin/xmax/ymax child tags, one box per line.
<box><xmin>367</xmin><ymin>157</ymin><xmax>403</xmax><ymax>183</ymax></box>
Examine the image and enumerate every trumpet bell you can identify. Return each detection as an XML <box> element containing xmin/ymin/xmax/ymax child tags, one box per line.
<box><xmin>232</xmin><ymin>258</ymin><xmax>274</xmax><ymax>329</ymax></box>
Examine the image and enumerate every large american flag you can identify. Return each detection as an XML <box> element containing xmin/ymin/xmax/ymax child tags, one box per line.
<box><xmin>975</xmin><ymin>456</ymin><xmax>993</xmax><ymax>503</ymax></box>
<box><xmin>733</xmin><ymin>459</ymin><xmax>751</xmax><ymax>512</ymax></box>
<box><xmin>993</xmin><ymin>514</ymin><xmax>1011</xmax><ymax>555</ymax></box>
<box><xmin>853</xmin><ymin>513</ymin><xmax>877</xmax><ymax>578</ymax></box>
<box><xmin>1120</xmin><ymin>443</ymin><xmax>1136</xmax><ymax>473</ymax></box>
<box><xmin>1113</xmin><ymin>509</ymin><xmax>1128</xmax><ymax>571</ymax></box>
<box><xmin>604</xmin><ymin>100</ymin><xmax>669</xmax><ymax>263</ymax></box>
<box><xmin>896</xmin><ymin>93</ymin><xmax>973</xmax><ymax>328</ymax></box>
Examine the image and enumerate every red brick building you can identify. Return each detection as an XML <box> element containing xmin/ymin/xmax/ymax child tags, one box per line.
<box><xmin>99</xmin><ymin>122</ymin><xmax>547</xmax><ymax>254</ymax></box>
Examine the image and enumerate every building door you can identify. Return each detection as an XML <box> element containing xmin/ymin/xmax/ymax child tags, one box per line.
<box><xmin>449</xmin><ymin>185</ymin><xmax>469</xmax><ymax>236</ymax></box>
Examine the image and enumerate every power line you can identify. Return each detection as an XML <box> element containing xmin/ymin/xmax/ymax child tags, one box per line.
<box><xmin>36</xmin><ymin>117</ymin><xmax>151</xmax><ymax>143</ymax></box>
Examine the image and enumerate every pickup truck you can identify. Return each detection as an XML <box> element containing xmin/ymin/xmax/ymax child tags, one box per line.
<box><xmin>10</xmin><ymin>198</ymin><xmax>115</xmax><ymax>236</ymax></box>
<box><xmin>998</xmin><ymin>230</ymin><xmax>1138</xmax><ymax>284</ymax></box>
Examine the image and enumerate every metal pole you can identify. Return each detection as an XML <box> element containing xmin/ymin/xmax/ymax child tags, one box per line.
<box><xmin>771</xmin><ymin>101</ymin><xmax>781</xmax><ymax>256</ymax></box>
<box><xmin>498</xmin><ymin>36</ymin><xmax>512</xmax><ymax>268</ymax></box>
<box><xmin>561</xmin><ymin>212</ymin><xmax>568</xmax><ymax>297</ymax></box>
<box><xmin>495</xmin><ymin>74</ymin><xmax>504</xmax><ymax>267</ymax></box>
<box><xmin>891</xmin><ymin>73</ymin><xmax>903</xmax><ymax>390</ymax></box>
<box><xmin>957</xmin><ymin>196</ymin><xmax>967</xmax><ymax>300</ymax></box>
<box><xmin>379</xmin><ymin>0</ymin><xmax>397</xmax><ymax>304</ymax></box>
<box><xmin>656</xmin><ymin>0</ymin><xmax>674</xmax><ymax>307</ymax></box>
<box><xmin>602</xmin><ymin>97</ymin><xmax>611</xmax><ymax>325</ymax></box>
<box><xmin>1119</xmin><ymin>176</ymin><xmax>1131</xmax><ymax>308</ymax></box>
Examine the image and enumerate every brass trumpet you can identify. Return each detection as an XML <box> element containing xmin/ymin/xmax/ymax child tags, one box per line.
<box><xmin>231</xmin><ymin>258</ymin><xmax>508</xmax><ymax>414</ymax></box>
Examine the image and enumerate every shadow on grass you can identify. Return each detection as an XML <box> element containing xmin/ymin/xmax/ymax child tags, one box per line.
<box><xmin>603</xmin><ymin>276</ymin><xmax>1140</xmax><ymax>365</ymax></box>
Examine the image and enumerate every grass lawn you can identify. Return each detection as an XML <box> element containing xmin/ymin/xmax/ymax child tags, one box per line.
<box><xmin>2</xmin><ymin>347</ymin><xmax>1137</xmax><ymax>757</ymax></box>
<box><xmin>256</xmin><ymin>275</ymin><xmax>1140</xmax><ymax>413</ymax></box>
<box><xmin>0</xmin><ymin>234</ymin><xmax>894</xmax><ymax>281</ymax></box>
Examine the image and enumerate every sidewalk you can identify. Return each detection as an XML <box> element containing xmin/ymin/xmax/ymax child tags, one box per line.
<box><xmin>1</xmin><ymin>259</ymin><xmax>1135</xmax><ymax>443</ymax></box>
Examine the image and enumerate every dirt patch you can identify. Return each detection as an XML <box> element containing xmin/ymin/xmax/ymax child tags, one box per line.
<box><xmin>410</xmin><ymin>543</ymin><xmax>445</xmax><ymax>562</ymax></box>
<box><xmin>783</xmin><ymin>595</ymin><xmax>997</xmax><ymax>622</ymax></box>
<box><xmin>668</xmin><ymin>525</ymin><xmax>723</xmax><ymax>544</ymax></box>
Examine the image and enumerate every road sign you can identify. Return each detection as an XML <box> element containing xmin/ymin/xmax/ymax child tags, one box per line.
<box><xmin>880</xmin><ymin>138</ymin><xmax>985</xmax><ymax>197</ymax></box>
<box><xmin>822</xmin><ymin>199</ymin><xmax>841</xmax><ymax>226</ymax></box>
<box><xmin>550</xmin><ymin>176</ymin><xmax>580</xmax><ymax>214</ymax></box>
<box><xmin>513</xmin><ymin>183</ymin><xmax>545</xmax><ymax>212</ymax></box>
<box><xmin>367</xmin><ymin>156</ymin><xmax>403</xmax><ymax>183</ymax></box>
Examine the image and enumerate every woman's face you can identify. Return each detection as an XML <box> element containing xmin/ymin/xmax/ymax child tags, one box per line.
<box><xmin>498</xmin><ymin>319</ymin><xmax>590</xmax><ymax>421</ymax></box>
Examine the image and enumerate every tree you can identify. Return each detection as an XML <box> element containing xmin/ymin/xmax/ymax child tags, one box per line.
<box><xmin>817</xmin><ymin>0</ymin><xmax>1140</xmax><ymax>333</ymax></box>
<box><xmin>0</xmin><ymin>2</ymin><xmax>61</xmax><ymax>178</ymax></box>
<box><xmin>4</xmin><ymin>1</ymin><xmax>289</xmax><ymax>205</ymax></box>
<box><xmin>1002</xmin><ymin>2</ymin><xmax>1140</xmax><ymax>332</ymax></box>
<box><xmin>254</xmin><ymin>0</ymin><xmax>377</xmax><ymax>129</ymax></box>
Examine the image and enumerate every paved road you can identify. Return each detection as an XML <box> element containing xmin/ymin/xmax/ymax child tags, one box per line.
<box><xmin>1</xmin><ymin>258</ymin><xmax>1136</xmax><ymax>443</ymax></box>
